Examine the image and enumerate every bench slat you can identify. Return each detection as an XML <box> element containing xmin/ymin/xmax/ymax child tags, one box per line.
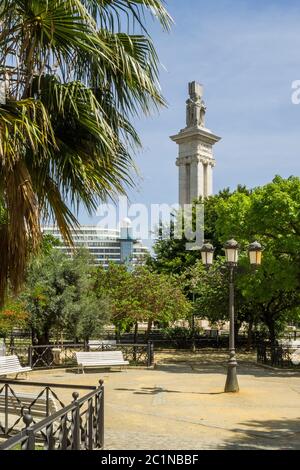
<box><xmin>75</xmin><ymin>351</ymin><xmax>128</xmax><ymax>370</ymax></box>
<box><xmin>0</xmin><ymin>355</ymin><xmax>32</xmax><ymax>377</ymax></box>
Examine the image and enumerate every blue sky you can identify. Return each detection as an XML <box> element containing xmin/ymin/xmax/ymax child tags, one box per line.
<box><xmin>79</xmin><ymin>0</ymin><xmax>300</xmax><ymax>224</ymax></box>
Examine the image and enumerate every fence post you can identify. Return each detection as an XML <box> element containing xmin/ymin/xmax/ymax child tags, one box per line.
<box><xmin>28</xmin><ymin>346</ymin><xmax>33</xmax><ymax>368</ymax></box>
<box><xmin>147</xmin><ymin>341</ymin><xmax>154</xmax><ymax>367</ymax></box>
<box><xmin>99</xmin><ymin>380</ymin><xmax>104</xmax><ymax>449</ymax></box>
<box><xmin>46</xmin><ymin>387</ymin><xmax>50</xmax><ymax>416</ymax></box>
<box><xmin>95</xmin><ymin>380</ymin><xmax>104</xmax><ymax>449</ymax></box>
<box><xmin>5</xmin><ymin>383</ymin><xmax>8</xmax><ymax>435</ymax></box>
<box><xmin>22</xmin><ymin>413</ymin><xmax>35</xmax><ymax>450</ymax></box>
<box><xmin>87</xmin><ymin>399</ymin><xmax>94</xmax><ymax>450</ymax></box>
<box><xmin>71</xmin><ymin>392</ymin><xmax>81</xmax><ymax>450</ymax></box>
<box><xmin>59</xmin><ymin>414</ymin><xmax>69</xmax><ymax>450</ymax></box>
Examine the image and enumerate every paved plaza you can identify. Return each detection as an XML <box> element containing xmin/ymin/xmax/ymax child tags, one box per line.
<box><xmin>5</xmin><ymin>351</ymin><xmax>300</xmax><ymax>450</ymax></box>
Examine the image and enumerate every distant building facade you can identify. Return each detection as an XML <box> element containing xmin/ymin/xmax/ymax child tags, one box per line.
<box><xmin>42</xmin><ymin>225</ymin><xmax>149</xmax><ymax>267</ymax></box>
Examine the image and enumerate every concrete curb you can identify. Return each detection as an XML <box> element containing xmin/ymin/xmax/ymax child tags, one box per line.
<box><xmin>248</xmin><ymin>360</ymin><xmax>300</xmax><ymax>372</ymax></box>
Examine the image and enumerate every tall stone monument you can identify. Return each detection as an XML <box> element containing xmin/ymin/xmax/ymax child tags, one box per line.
<box><xmin>170</xmin><ymin>81</ymin><xmax>221</xmax><ymax>206</ymax></box>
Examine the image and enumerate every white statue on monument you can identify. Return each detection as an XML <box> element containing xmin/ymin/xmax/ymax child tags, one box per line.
<box><xmin>186</xmin><ymin>81</ymin><xmax>206</xmax><ymax>128</ymax></box>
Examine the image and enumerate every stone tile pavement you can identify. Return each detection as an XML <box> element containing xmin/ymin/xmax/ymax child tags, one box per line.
<box><xmin>2</xmin><ymin>350</ymin><xmax>300</xmax><ymax>450</ymax></box>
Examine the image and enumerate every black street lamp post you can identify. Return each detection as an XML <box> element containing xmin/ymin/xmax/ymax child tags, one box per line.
<box><xmin>223</xmin><ymin>239</ymin><xmax>240</xmax><ymax>393</ymax></box>
<box><xmin>200</xmin><ymin>239</ymin><xmax>262</xmax><ymax>393</ymax></box>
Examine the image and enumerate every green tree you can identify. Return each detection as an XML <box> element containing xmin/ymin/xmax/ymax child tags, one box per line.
<box><xmin>185</xmin><ymin>257</ymin><xmax>259</xmax><ymax>347</ymax></box>
<box><xmin>95</xmin><ymin>263</ymin><xmax>135</xmax><ymax>338</ymax></box>
<box><xmin>215</xmin><ymin>176</ymin><xmax>300</xmax><ymax>345</ymax></box>
<box><xmin>236</xmin><ymin>252</ymin><xmax>300</xmax><ymax>345</ymax></box>
<box><xmin>150</xmin><ymin>177</ymin><xmax>300</xmax><ymax>345</ymax></box>
<box><xmin>0</xmin><ymin>299</ymin><xmax>29</xmax><ymax>337</ymax></box>
<box><xmin>0</xmin><ymin>0</ymin><xmax>172</xmax><ymax>303</ymax></box>
<box><xmin>132</xmin><ymin>266</ymin><xmax>191</xmax><ymax>340</ymax></box>
<box><xmin>61</xmin><ymin>250</ymin><xmax>111</xmax><ymax>342</ymax></box>
<box><xmin>95</xmin><ymin>264</ymin><xmax>191</xmax><ymax>341</ymax></box>
<box><xmin>23</xmin><ymin>248</ymin><xmax>110</xmax><ymax>344</ymax></box>
<box><xmin>148</xmin><ymin>186</ymin><xmax>250</xmax><ymax>276</ymax></box>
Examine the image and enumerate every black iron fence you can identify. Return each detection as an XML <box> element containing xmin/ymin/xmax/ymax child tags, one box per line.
<box><xmin>151</xmin><ymin>337</ymin><xmax>223</xmax><ymax>349</ymax></box>
<box><xmin>0</xmin><ymin>379</ymin><xmax>101</xmax><ymax>436</ymax></box>
<box><xmin>141</xmin><ymin>336</ymin><xmax>252</xmax><ymax>350</ymax></box>
<box><xmin>0</xmin><ymin>380</ymin><xmax>104</xmax><ymax>450</ymax></box>
<box><xmin>9</xmin><ymin>342</ymin><xmax>154</xmax><ymax>369</ymax></box>
<box><xmin>257</xmin><ymin>342</ymin><xmax>300</xmax><ymax>368</ymax></box>
<box><xmin>0</xmin><ymin>381</ymin><xmax>64</xmax><ymax>436</ymax></box>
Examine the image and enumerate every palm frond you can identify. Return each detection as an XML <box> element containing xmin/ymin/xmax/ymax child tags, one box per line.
<box><xmin>81</xmin><ymin>0</ymin><xmax>173</xmax><ymax>32</ymax></box>
<box><xmin>95</xmin><ymin>30</ymin><xmax>166</xmax><ymax>116</ymax></box>
<box><xmin>0</xmin><ymin>98</ymin><xmax>56</xmax><ymax>165</ymax></box>
<box><xmin>0</xmin><ymin>0</ymin><xmax>171</xmax><ymax>303</ymax></box>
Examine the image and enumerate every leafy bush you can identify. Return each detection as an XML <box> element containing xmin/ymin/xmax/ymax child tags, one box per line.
<box><xmin>161</xmin><ymin>326</ymin><xmax>202</xmax><ymax>349</ymax></box>
<box><xmin>0</xmin><ymin>301</ymin><xmax>28</xmax><ymax>336</ymax></box>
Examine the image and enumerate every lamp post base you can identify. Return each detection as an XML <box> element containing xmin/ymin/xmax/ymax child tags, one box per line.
<box><xmin>224</xmin><ymin>352</ymin><xmax>239</xmax><ymax>393</ymax></box>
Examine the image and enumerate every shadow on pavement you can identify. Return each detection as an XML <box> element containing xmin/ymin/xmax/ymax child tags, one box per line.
<box><xmin>219</xmin><ymin>417</ymin><xmax>300</xmax><ymax>450</ymax></box>
<box><xmin>154</xmin><ymin>361</ymin><xmax>300</xmax><ymax>379</ymax></box>
<box><xmin>114</xmin><ymin>386</ymin><xmax>224</xmax><ymax>396</ymax></box>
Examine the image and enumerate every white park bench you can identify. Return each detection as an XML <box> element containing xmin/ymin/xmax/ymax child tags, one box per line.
<box><xmin>278</xmin><ymin>340</ymin><xmax>300</xmax><ymax>365</ymax></box>
<box><xmin>290</xmin><ymin>349</ymin><xmax>300</xmax><ymax>366</ymax></box>
<box><xmin>76</xmin><ymin>351</ymin><xmax>129</xmax><ymax>373</ymax></box>
<box><xmin>0</xmin><ymin>355</ymin><xmax>32</xmax><ymax>379</ymax></box>
<box><xmin>88</xmin><ymin>340</ymin><xmax>117</xmax><ymax>351</ymax></box>
<box><xmin>0</xmin><ymin>390</ymin><xmax>58</xmax><ymax>419</ymax></box>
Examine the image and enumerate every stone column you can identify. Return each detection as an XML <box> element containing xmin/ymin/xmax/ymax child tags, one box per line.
<box><xmin>190</xmin><ymin>158</ymin><xmax>199</xmax><ymax>203</ymax></box>
<box><xmin>185</xmin><ymin>163</ymin><xmax>191</xmax><ymax>205</ymax></box>
<box><xmin>178</xmin><ymin>162</ymin><xmax>187</xmax><ymax>206</ymax></box>
<box><xmin>197</xmin><ymin>158</ymin><xmax>204</xmax><ymax>201</ymax></box>
<box><xmin>206</xmin><ymin>163</ymin><xmax>213</xmax><ymax>196</ymax></box>
<box><xmin>203</xmin><ymin>162</ymin><xmax>208</xmax><ymax>197</ymax></box>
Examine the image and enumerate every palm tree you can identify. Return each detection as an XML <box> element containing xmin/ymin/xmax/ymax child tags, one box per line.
<box><xmin>0</xmin><ymin>0</ymin><xmax>172</xmax><ymax>303</ymax></box>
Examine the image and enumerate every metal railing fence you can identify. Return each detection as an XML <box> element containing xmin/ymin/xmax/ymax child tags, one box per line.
<box><xmin>0</xmin><ymin>380</ymin><xmax>104</xmax><ymax>450</ymax></box>
<box><xmin>9</xmin><ymin>342</ymin><xmax>154</xmax><ymax>369</ymax></box>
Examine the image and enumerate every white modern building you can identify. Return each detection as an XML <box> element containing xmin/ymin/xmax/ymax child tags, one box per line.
<box><xmin>171</xmin><ymin>81</ymin><xmax>221</xmax><ymax>205</ymax></box>
<box><xmin>42</xmin><ymin>225</ymin><xmax>149</xmax><ymax>267</ymax></box>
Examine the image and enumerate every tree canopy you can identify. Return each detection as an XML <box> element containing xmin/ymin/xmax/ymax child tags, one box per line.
<box><xmin>22</xmin><ymin>247</ymin><xmax>111</xmax><ymax>344</ymax></box>
<box><xmin>148</xmin><ymin>186</ymin><xmax>250</xmax><ymax>276</ymax></box>
<box><xmin>95</xmin><ymin>263</ymin><xmax>191</xmax><ymax>340</ymax></box>
<box><xmin>150</xmin><ymin>177</ymin><xmax>300</xmax><ymax>344</ymax></box>
<box><xmin>214</xmin><ymin>176</ymin><xmax>300</xmax><ymax>343</ymax></box>
<box><xmin>0</xmin><ymin>0</ymin><xmax>172</xmax><ymax>303</ymax></box>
